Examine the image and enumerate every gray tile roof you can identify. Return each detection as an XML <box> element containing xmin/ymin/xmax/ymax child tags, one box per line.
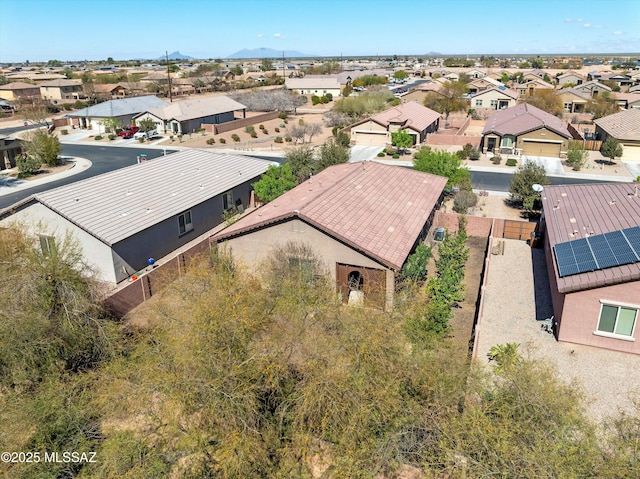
<box><xmin>66</xmin><ymin>95</ymin><xmax>169</xmax><ymax>118</ymax></box>
<box><xmin>594</xmin><ymin>109</ymin><xmax>640</xmax><ymax>141</ymax></box>
<box><xmin>213</xmin><ymin>162</ymin><xmax>447</xmax><ymax>270</ymax></box>
<box><xmin>139</xmin><ymin>96</ymin><xmax>247</xmax><ymax>122</ymax></box>
<box><xmin>34</xmin><ymin>150</ymin><xmax>272</xmax><ymax>246</ymax></box>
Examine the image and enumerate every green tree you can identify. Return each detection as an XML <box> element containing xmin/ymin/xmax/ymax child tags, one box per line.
<box><xmin>351</xmin><ymin>74</ymin><xmax>386</xmax><ymax>87</ymax></box>
<box><xmin>413</xmin><ymin>147</ymin><xmax>470</xmax><ymax>189</ymax></box>
<box><xmin>15</xmin><ymin>154</ymin><xmax>42</xmax><ymax>175</ymax></box>
<box><xmin>229</xmin><ymin>65</ymin><xmax>244</xmax><ymax>76</ymax></box>
<box><xmin>422</xmin><ymin>80</ymin><xmax>468</xmax><ymax>119</ymax></box>
<box><xmin>401</xmin><ymin>243</ymin><xmax>432</xmax><ymax>281</ymax></box>
<box><xmin>391</xmin><ymin>128</ymin><xmax>413</xmax><ymax>154</ymax></box>
<box><xmin>509</xmin><ymin>160</ymin><xmax>549</xmax><ymax>212</ymax></box>
<box><xmin>392</xmin><ymin>70</ymin><xmax>408</xmax><ymax>80</ymax></box>
<box><xmin>100</xmin><ymin>117</ymin><xmax>121</xmax><ymax>133</ymax></box>
<box><xmin>500</xmin><ymin>72</ymin><xmax>511</xmax><ymax>83</ymax></box>
<box><xmin>137</xmin><ymin>118</ymin><xmax>156</xmax><ymax>133</ymax></box>
<box><xmin>531</xmin><ymin>56</ymin><xmax>545</xmax><ymax>68</ymax></box>
<box><xmin>252</xmin><ymin>164</ymin><xmax>297</xmax><ymax>202</ymax></box>
<box><xmin>261</xmin><ymin>58</ymin><xmax>273</xmax><ymax>72</ymax></box>
<box><xmin>285</xmin><ymin>146</ymin><xmax>315</xmax><ymax>182</ymax></box>
<box><xmin>600</xmin><ymin>136</ymin><xmax>623</xmax><ymax>162</ymax></box>
<box><xmin>566</xmin><ymin>141</ymin><xmax>589</xmax><ymax>170</ymax></box>
<box><xmin>26</xmin><ymin>130</ymin><xmax>61</xmax><ymax>167</ymax></box>
<box><xmin>316</xmin><ymin>138</ymin><xmax>349</xmax><ymax>172</ymax></box>
<box><xmin>587</xmin><ymin>92</ymin><xmax>619</xmax><ymax>119</ymax></box>
<box><xmin>522</xmin><ymin>89</ymin><xmax>564</xmax><ymax>117</ymax></box>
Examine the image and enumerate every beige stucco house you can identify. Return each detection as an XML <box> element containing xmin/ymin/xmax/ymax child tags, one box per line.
<box><xmin>470</xmin><ymin>87</ymin><xmax>519</xmax><ymax>110</ymax></box>
<box><xmin>39</xmin><ymin>79</ymin><xmax>84</xmax><ymax>102</ymax></box>
<box><xmin>481</xmin><ymin>103</ymin><xmax>571</xmax><ymax>157</ymax></box>
<box><xmin>285</xmin><ymin>76</ymin><xmax>342</xmax><ymax>97</ymax></box>
<box><xmin>594</xmin><ymin>108</ymin><xmax>640</xmax><ymax>161</ymax></box>
<box><xmin>539</xmin><ymin>183</ymin><xmax>640</xmax><ymax>354</ymax></box>
<box><xmin>556</xmin><ymin>88</ymin><xmax>591</xmax><ymax>113</ymax></box>
<box><xmin>0</xmin><ymin>82</ymin><xmax>41</xmax><ymax>102</ymax></box>
<box><xmin>212</xmin><ymin>162</ymin><xmax>447</xmax><ymax>311</ymax></box>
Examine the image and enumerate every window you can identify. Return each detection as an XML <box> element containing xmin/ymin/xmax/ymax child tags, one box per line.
<box><xmin>223</xmin><ymin>190</ymin><xmax>234</xmax><ymax>211</ymax></box>
<box><xmin>490</xmin><ymin>100</ymin><xmax>498</xmax><ymax>108</ymax></box>
<box><xmin>501</xmin><ymin>136</ymin><xmax>515</xmax><ymax>148</ymax></box>
<box><xmin>475</xmin><ymin>99</ymin><xmax>483</xmax><ymax>106</ymax></box>
<box><xmin>39</xmin><ymin>235</ymin><xmax>56</xmax><ymax>256</ymax></box>
<box><xmin>178</xmin><ymin>210</ymin><xmax>193</xmax><ymax>235</ymax></box>
<box><xmin>596</xmin><ymin>303</ymin><xmax>638</xmax><ymax>339</ymax></box>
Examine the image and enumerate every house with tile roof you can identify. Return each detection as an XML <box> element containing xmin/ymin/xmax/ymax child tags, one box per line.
<box><xmin>466</xmin><ymin>76</ymin><xmax>502</xmax><ymax>95</ymax></box>
<box><xmin>0</xmin><ymin>150</ymin><xmax>272</xmax><ymax>284</ymax></box>
<box><xmin>39</xmin><ymin>79</ymin><xmax>84</xmax><ymax>102</ymax></box>
<box><xmin>556</xmin><ymin>71</ymin><xmax>584</xmax><ymax>87</ymax></box>
<box><xmin>594</xmin><ymin>108</ymin><xmax>640</xmax><ymax>161</ymax></box>
<box><xmin>539</xmin><ymin>183</ymin><xmax>640</xmax><ymax>354</ymax></box>
<box><xmin>285</xmin><ymin>76</ymin><xmax>342</xmax><ymax>97</ymax></box>
<box><xmin>470</xmin><ymin>87</ymin><xmax>519</xmax><ymax>110</ymax></box>
<box><xmin>132</xmin><ymin>96</ymin><xmax>247</xmax><ymax>135</ymax></box>
<box><xmin>481</xmin><ymin>103</ymin><xmax>572</xmax><ymax>157</ymax></box>
<box><xmin>556</xmin><ymin>88</ymin><xmax>591</xmax><ymax>113</ymax></box>
<box><xmin>0</xmin><ymin>82</ymin><xmax>41</xmax><ymax>102</ymax></box>
<box><xmin>65</xmin><ymin>95</ymin><xmax>169</xmax><ymax>130</ymax></box>
<box><xmin>345</xmin><ymin>102</ymin><xmax>441</xmax><ymax>147</ymax></box>
<box><xmin>212</xmin><ymin>161</ymin><xmax>448</xmax><ymax>310</ymax></box>
<box><xmin>573</xmin><ymin>80</ymin><xmax>612</xmax><ymax>99</ymax></box>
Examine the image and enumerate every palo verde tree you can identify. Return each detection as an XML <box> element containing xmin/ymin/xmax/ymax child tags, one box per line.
<box><xmin>509</xmin><ymin>160</ymin><xmax>549</xmax><ymax>213</ymax></box>
<box><xmin>522</xmin><ymin>89</ymin><xmax>564</xmax><ymax>117</ymax></box>
<box><xmin>137</xmin><ymin>117</ymin><xmax>156</xmax><ymax>133</ymax></box>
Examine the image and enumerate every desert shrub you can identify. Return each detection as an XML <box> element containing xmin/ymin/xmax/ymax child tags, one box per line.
<box><xmin>491</xmin><ymin>154</ymin><xmax>502</xmax><ymax>164</ymax></box>
<box><xmin>637</xmin><ymin>176</ymin><xmax>640</xmax><ymax>182</ymax></box>
<box><xmin>566</xmin><ymin>141</ymin><xmax>588</xmax><ymax>171</ymax></box>
<box><xmin>284</xmin><ymin>136</ymin><xmax>292</xmax><ymax>142</ymax></box>
<box><xmin>278</xmin><ymin>112</ymin><xmax>288</xmax><ymax>120</ymax></box>
<box><xmin>62</xmin><ymin>103</ymin><xmax>74</xmax><ymax>111</ymax></box>
<box><xmin>506</xmin><ymin>158</ymin><xmax>518</xmax><ymax>167</ymax></box>
<box><xmin>108</xmin><ymin>134</ymin><xmax>116</xmax><ymax>140</ymax></box>
<box><xmin>16</xmin><ymin>154</ymin><xmax>41</xmax><ymax>174</ymax></box>
<box><xmin>206</xmin><ymin>138</ymin><xmax>215</xmax><ymax>145</ymax></box>
<box><xmin>274</xmin><ymin>136</ymin><xmax>283</xmax><ymax>143</ymax></box>
<box><xmin>250</xmin><ymin>132</ymin><xmax>258</xmax><ymax>138</ymax></box>
<box><xmin>377</xmin><ymin>152</ymin><xmax>385</xmax><ymax>157</ymax></box>
<box><xmin>262</xmin><ymin>129</ymin><xmax>269</xmax><ymax>134</ymax></box>
<box><xmin>469</xmin><ymin>147</ymin><xmax>481</xmax><ymax>160</ymax></box>
<box><xmin>73</xmin><ymin>100</ymin><xmax>88</xmax><ymax>109</ymax></box>
<box><xmin>60</xmin><ymin>129</ymin><xmax>68</xmax><ymax>135</ymax></box>
<box><xmin>284</xmin><ymin>119</ymin><xmax>289</xmax><ymax>124</ymax></box>
<box><xmin>259</xmin><ymin>124</ymin><xmax>265</xmax><ymax>130</ymax></box>
<box><xmin>219</xmin><ymin>138</ymin><xmax>226</xmax><ymax>144</ymax></box>
<box><xmin>392</xmin><ymin>153</ymin><xmax>400</xmax><ymax>159</ymax></box>
<box><xmin>274</xmin><ymin>127</ymin><xmax>280</xmax><ymax>133</ymax></box>
<box><xmin>457</xmin><ymin>143</ymin><xmax>474</xmax><ymax>160</ymax></box>
<box><xmin>325</xmin><ymin>93</ymin><xmax>333</xmax><ymax>101</ymax></box>
<box><xmin>245</xmin><ymin>125</ymin><xmax>256</xmax><ymax>135</ymax></box>
<box><xmin>312</xmin><ymin>95</ymin><xmax>321</xmax><ymax>105</ymax></box>
<box><xmin>231</xmin><ymin>133</ymin><xmax>240</xmax><ymax>142</ymax></box>
<box><xmin>453</xmin><ymin>190</ymin><xmax>478</xmax><ymax>213</ymax></box>
<box><xmin>385</xmin><ymin>147</ymin><xmax>395</xmax><ymax>156</ymax></box>
<box><xmin>94</xmin><ymin>135</ymin><xmax>103</xmax><ymax>140</ymax></box>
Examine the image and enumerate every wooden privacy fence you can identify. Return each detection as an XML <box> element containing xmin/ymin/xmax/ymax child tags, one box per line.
<box><xmin>502</xmin><ymin>220</ymin><xmax>537</xmax><ymax>240</ymax></box>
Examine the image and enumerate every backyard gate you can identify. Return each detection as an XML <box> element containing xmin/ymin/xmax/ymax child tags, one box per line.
<box><xmin>502</xmin><ymin>220</ymin><xmax>537</xmax><ymax>241</ymax></box>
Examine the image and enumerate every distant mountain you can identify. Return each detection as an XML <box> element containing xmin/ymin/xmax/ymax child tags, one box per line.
<box><xmin>157</xmin><ymin>51</ymin><xmax>194</xmax><ymax>60</ymax></box>
<box><xmin>227</xmin><ymin>47</ymin><xmax>313</xmax><ymax>59</ymax></box>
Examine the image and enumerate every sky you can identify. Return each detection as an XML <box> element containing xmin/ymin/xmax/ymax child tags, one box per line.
<box><xmin>1</xmin><ymin>0</ymin><xmax>639</xmax><ymax>63</ymax></box>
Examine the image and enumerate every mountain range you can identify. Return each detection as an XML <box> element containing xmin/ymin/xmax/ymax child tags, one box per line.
<box><xmin>157</xmin><ymin>51</ymin><xmax>194</xmax><ymax>60</ymax></box>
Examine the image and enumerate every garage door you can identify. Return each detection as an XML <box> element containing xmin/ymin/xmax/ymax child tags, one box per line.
<box><xmin>521</xmin><ymin>140</ymin><xmax>561</xmax><ymax>157</ymax></box>
<box><xmin>353</xmin><ymin>131</ymin><xmax>388</xmax><ymax>147</ymax></box>
<box><xmin>622</xmin><ymin>145</ymin><xmax>640</xmax><ymax>161</ymax></box>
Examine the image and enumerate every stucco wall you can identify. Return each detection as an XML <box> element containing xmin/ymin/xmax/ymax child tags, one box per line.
<box><xmin>1</xmin><ymin>202</ymin><xmax>119</xmax><ymax>283</ymax></box>
<box><xmin>558</xmin><ymin>281</ymin><xmax>640</xmax><ymax>354</ymax></box>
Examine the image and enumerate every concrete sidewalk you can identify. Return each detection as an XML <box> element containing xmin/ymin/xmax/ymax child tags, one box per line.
<box><xmin>0</xmin><ymin>157</ymin><xmax>92</xmax><ymax>197</ymax></box>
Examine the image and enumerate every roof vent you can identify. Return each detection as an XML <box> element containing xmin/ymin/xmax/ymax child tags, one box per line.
<box><xmin>610</xmin><ymin>199</ymin><xmax>617</xmax><ymax>205</ymax></box>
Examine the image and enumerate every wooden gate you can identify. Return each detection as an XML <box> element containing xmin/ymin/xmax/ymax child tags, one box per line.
<box><xmin>503</xmin><ymin>220</ymin><xmax>537</xmax><ymax>240</ymax></box>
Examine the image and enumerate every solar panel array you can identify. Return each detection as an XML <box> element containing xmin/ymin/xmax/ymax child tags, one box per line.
<box><xmin>554</xmin><ymin>226</ymin><xmax>640</xmax><ymax>278</ymax></box>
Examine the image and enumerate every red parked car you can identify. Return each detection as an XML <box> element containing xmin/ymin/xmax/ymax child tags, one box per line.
<box><xmin>118</xmin><ymin>126</ymin><xmax>140</xmax><ymax>139</ymax></box>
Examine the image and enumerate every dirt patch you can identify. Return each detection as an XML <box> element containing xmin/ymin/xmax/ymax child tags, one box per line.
<box><xmin>447</xmin><ymin>236</ymin><xmax>488</xmax><ymax>355</ymax></box>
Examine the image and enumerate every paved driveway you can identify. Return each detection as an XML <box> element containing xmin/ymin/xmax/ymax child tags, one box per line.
<box><xmin>520</xmin><ymin>155</ymin><xmax>564</xmax><ymax>175</ymax></box>
<box><xmin>349</xmin><ymin>146</ymin><xmax>384</xmax><ymax>162</ymax></box>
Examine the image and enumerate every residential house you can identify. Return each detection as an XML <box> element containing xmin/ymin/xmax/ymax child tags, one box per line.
<box><xmin>212</xmin><ymin>162</ymin><xmax>448</xmax><ymax>311</ymax></box>
<box><xmin>133</xmin><ymin>96</ymin><xmax>247</xmax><ymax>135</ymax></box>
<box><xmin>466</xmin><ymin>76</ymin><xmax>503</xmax><ymax>94</ymax></box>
<box><xmin>345</xmin><ymin>101</ymin><xmax>441</xmax><ymax>147</ymax></box>
<box><xmin>0</xmin><ymin>82</ymin><xmax>41</xmax><ymax>102</ymax></box>
<box><xmin>470</xmin><ymin>87</ymin><xmax>519</xmax><ymax>110</ymax></box>
<box><xmin>92</xmin><ymin>83</ymin><xmax>129</xmax><ymax>100</ymax></box>
<box><xmin>464</xmin><ymin>69</ymin><xmax>487</xmax><ymax>79</ymax></box>
<box><xmin>594</xmin><ymin>108</ymin><xmax>640</xmax><ymax>161</ymax></box>
<box><xmin>400</xmin><ymin>81</ymin><xmax>445</xmax><ymax>103</ymax></box>
<box><xmin>556</xmin><ymin>71</ymin><xmax>584</xmax><ymax>87</ymax></box>
<box><xmin>285</xmin><ymin>76</ymin><xmax>342</xmax><ymax>97</ymax></box>
<box><xmin>599</xmin><ymin>72</ymin><xmax>633</xmax><ymax>88</ymax></box>
<box><xmin>522</xmin><ymin>69</ymin><xmax>548</xmax><ymax>82</ymax></box>
<box><xmin>39</xmin><ymin>79</ymin><xmax>84</xmax><ymax>103</ymax></box>
<box><xmin>481</xmin><ymin>102</ymin><xmax>571</xmax><ymax>157</ymax></box>
<box><xmin>609</xmin><ymin>92</ymin><xmax>640</xmax><ymax>110</ymax></box>
<box><xmin>556</xmin><ymin>88</ymin><xmax>591</xmax><ymax>113</ymax></box>
<box><xmin>573</xmin><ymin>80</ymin><xmax>612</xmax><ymax>98</ymax></box>
<box><xmin>65</xmin><ymin>95</ymin><xmax>169</xmax><ymax>130</ymax></box>
<box><xmin>0</xmin><ymin>150</ymin><xmax>272</xmax><ymax>284</ymax></box>
<box><xmin>513</xmin><ymin>78</ymin><xmax>555</xmax><ymax>97</ymax></box>
<box><xmin>0</xmin><ymin>134</ymin><xmax>22</xmax><ymax>170</ymax></box>
<box><xmin>539</xmin><ymin>183</ymin><xmax>640</xmax><ymax>354</ymax></box>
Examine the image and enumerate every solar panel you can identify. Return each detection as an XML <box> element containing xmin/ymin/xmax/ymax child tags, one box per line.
<box><xmin>554</xmin><ymin>225</ymin><xmax>640</xmax><ymax>278</ymax></box>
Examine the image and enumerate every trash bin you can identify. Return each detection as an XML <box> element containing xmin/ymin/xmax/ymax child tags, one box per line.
<box><xmin>434</xmin><ymin>227</ymin><xmax>445</xmax><ymax>242</ymax></box>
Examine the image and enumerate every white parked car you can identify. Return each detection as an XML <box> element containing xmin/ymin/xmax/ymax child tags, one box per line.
<box><xmin>133</xmin><ymin>129</ymin><xmax>158</xmax><ymax>140</ymax></box>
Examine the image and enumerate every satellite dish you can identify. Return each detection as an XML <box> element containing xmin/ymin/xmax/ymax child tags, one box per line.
<box><xmin>532</xmin><ymin>184</ymin><xmax>544</xmax><ymax>193</ymax></box>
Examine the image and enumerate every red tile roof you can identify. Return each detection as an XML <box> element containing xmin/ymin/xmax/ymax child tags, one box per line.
<box><xmin>369</xmin><ymin>102</ymin><xmax>441</xmax><ymax>133</ymax></box>
<box><xmin>482</xmin><ymin>102</ymin><xmax>571</xmax><ymax>138</ymax></box>
<box><xmin>594</xmin><ymin>108</ymin><xmax>640</xmax><ymax>141</ymax></box>
<box><xmin>213</xmin><ymin>162</ymin><xmax>447</xmax><ymax>270</ymax></box>
<box><xmin>542</xmin><ymin>183</ymin><xmax>640</xmax><ymax>293</ymax></box>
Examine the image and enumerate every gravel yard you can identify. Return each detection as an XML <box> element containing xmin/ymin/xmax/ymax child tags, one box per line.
<box><xmin>475</xmin><ymin>238</ymin><xmax>640</xmax><ymax>425</ymax></box>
